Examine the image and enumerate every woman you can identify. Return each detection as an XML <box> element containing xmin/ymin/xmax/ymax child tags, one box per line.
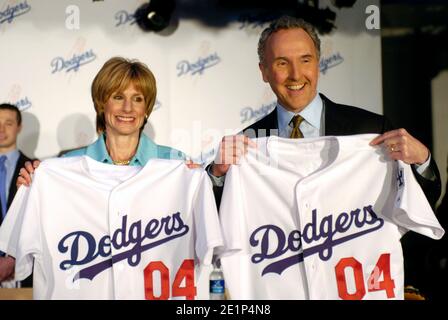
<box><xmin>18</xmin><ymin>56</ymin><xmax>197</xmax><ymax>184</ymax></box>
<box><xmin>4</xmin><ymin>59</ymin><xmax>221</xmax><ymax>300</ymax></box>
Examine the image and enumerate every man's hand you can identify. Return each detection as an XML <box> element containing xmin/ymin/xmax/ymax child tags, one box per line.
<box><xmin>16</xmin><ymin>160</ymin><xmax>40</xmax><ymax>188</ymax></box>
<box><xmin>0</xmin><ymin>256</ymin><xmax>15</xmax><ymax>282</ymax></box>
<box><xmin>211</xmin><ymin>135</ymin><xmax>256</xmax><ymax>177</ymax></box>
<box><xmin>370</xmin><ymin>129</ymin><xmax>430</xmax><ymax>165</ymax></box>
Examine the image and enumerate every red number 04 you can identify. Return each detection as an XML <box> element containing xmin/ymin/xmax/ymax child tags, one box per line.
<box><xmin>335</xmin><ymin>253</ymin><xmax>395</xmax><ymax>300</ymax></box>
<box><xmin>144</xmin><ymin>259</ymin><xmax>197</xmax><ymax>300</ymax></box>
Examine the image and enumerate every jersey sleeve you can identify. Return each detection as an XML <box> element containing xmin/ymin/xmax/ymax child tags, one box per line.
<box><xmin>391</xmin><ymin>161</ymin><xmax>444</xmax><ymax>239</ymax></box>
<box><xmin>192</xmin><ymin>171</ymin><xmax>223</xmax><ymax>265</ymax></box>
<box><xmin>0</xmin><ymin>186</ymin><xmax>31</xmax><ymax>257</ymax></box>
<box><xmin>9</xmin><ymin>178</ymin><xmax>42</xmax><ymax>281</ymax></box>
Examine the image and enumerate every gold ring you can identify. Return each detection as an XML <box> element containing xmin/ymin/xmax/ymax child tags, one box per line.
<box><xmin>390</xmin><ymin>145</ymin><xmax>396</xmax><ymax>152</ymax></box>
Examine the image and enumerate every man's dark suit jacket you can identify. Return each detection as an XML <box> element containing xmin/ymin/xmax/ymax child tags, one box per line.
<box><xmin>6</xmin><ymin>151</ymin><xmax>31</xmax><ymax>210</ymax></box>
<box><xmin>0</xmin><ymin>150</ymin><xmax>33</xmax><ymax>287</ymax></box>
<box><xmin>213</xmin><ymin>93</ymin><xmax>441</xmax><ymax>208</ymax></box>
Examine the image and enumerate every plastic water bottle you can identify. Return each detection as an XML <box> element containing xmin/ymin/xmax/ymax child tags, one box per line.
<box><xmin>209</xmin><ymin>261</ymin><xmax>225</xmax><ymax>300</ymax></box>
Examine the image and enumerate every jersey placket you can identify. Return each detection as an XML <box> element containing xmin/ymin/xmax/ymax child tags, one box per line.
<box><xmin>108</xmin><ymin>184</ymin><xmax>129</xmax><ymax>299</ymax></box>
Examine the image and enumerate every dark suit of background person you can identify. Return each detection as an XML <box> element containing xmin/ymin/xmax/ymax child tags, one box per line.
<box><xmin>207</xmin><ymin>16</ymin><xmax>442</xmax><ymax>299</ymax></box>
<box><xmin>4</xmin><ymin>151</ymin><xmax>31</xmax><ymax>212</ymax></box>
<box><xmin>0</xmin><ymin>103</ymin><xmax>33</xmax><ymax>288</ymax></box>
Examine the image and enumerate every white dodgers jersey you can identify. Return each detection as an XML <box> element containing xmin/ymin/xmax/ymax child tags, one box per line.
<box><xmin>0</xmin><ymin>156</ymin><xmax>223</xmax><ymax>299</ymax></box>
<box><xmin>218</xmin><ymin>134</ymin><xmax>444</xmax><ymax>300</ymax></box>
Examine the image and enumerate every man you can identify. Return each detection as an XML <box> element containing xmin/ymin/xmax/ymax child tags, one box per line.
<box><xmin>0</xmin><ymin>103</ymin><xmax>33</xmax><ymax>288</ymax></box>
<box><xmin>208</xmin><ymin>15</ymin><xmax>441</xmax><ymax>209</ymax></box>
<box><xmin>208</xmin><ymin>16</ymin><xmax>442</xmax><ymax>300</ymax></box>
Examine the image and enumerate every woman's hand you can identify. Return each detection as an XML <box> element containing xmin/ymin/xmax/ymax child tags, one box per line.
<box><xmin>185</xmin><ymin>160</ymin><xmax>202</xmax><ymax>169</ymax></box>
<box><xmin>16</xmin><ymin>160</ymin><xmax>41</xmax><ymax>188</ymax></box>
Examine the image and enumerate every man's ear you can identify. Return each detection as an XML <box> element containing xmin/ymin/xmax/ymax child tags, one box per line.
<box><xmin>259</xmin><ymin>62</ymin><xmax>268</xmax><ymax>83</ymax></box>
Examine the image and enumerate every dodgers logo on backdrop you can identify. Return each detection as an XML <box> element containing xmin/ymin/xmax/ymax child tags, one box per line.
<box><xmin>58</xmin><ymin>212</ymin><xmax>189</xmax><ymax>281</ymax></box>
<box><xmin>153</xmin><ymin>99</ymin><xmax>162</xmax><ymax>111</ymax></box>
<box><xmin>320</xmin><ymin>52</ymin><xmax>344</xmax><ymax>75</ymax></box>
<box><xmin>177</xmin><ymin>52</ymin><xmax>221</xmax><ymax>77</ymax></box>
<box><xmin>250</xmin><ymin>205</ymin><xmax>384</xmax><ymax>276</ymax></box>
<box><xmin>240</xmin><ymin>101</ymin><xmax>276</xmax><ymax>124</ymax></box>
<box><xmin>114</xmin><ymin>10</ymin><xmax>136</xmax><ymax>27</ymax></box>
<box><xmin>0</xmin><ymin>0</ymin><xmax>31</xmax><ymax>25</ymax></box>
<box><xmin>51</xmin><ymin>49</ymin><xmax>97</xmax><ymax>74</ymax></box>
<box><xmin>13</xmin><ymin>96</ymin><xmax>32</xmax><ymax>111</ymax></box>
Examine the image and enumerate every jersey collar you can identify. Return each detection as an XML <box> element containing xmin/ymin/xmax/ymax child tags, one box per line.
<box><xmin>85</xmin><ymin>132</ymin><xmax>158</xmax><ymax>166</ymax></box>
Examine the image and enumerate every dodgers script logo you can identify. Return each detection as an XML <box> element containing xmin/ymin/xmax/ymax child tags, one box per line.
<box><xmin>51</xmin><ymin>49</ymin><xmax>97</xmax><ymax>74</ymax></box>
<box><xmin>240</xmin><ymin>101</ymin><xmax>276</xmax><ymax>124</ymax></box>
<box><xmin>250</xmin><ymin>205</ymin><xmax>384</xmax><ymax>276</ymax></box>
<box><xmin>15</xmin><ymin>96</ymin><xmax>32</xmax><ymax>111</ymax></box>
<box><xmin>115</xmin><ymin>10</ymin><xmax>136</xmax><ymax>27</ymax></box>
<box><xmin>177</xmin><ymin>53</ymin><xmax>221</xmax><ymax>77</ymax></box>
<box><xmin>154</xmin><ymin>99</ymin><xmax>162</xmax><ymax>111</ymax></box>
<box><xmin>0</xmin><ymin>0</ymin><xmax>31</xmax><ymax>25</ymax></box>
<box><xmin>58</xmin><ymin>212</ymin><xmax>189</xmax><ymax>281</ymax></box>
<box><xmin>320</xmin><ymin>52</ymin><xmax>344</xmax><ymax>75</ymax></box>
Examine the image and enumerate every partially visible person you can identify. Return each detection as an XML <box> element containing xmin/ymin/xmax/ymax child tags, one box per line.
<box><xmin>0</xmin><ymin>103</ymin><xmax>33</xmax><ymax>288</ymax></box>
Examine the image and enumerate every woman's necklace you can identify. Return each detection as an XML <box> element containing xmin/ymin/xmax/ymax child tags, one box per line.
<box><xmin>104</xmin><ymin>134</ymin><xmax>135</xmax><ymax>166</ymax></box>
<box><xmin>113</xmin><ymin>159</ymin><xmax>131</xmax><ymax>166</ymax></box>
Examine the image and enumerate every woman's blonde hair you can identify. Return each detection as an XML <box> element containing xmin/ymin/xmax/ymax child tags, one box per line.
<box><xmin>91</xmin><ymin>57</ymin><xmax>157</xmax><ymax>133</ymax></box>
